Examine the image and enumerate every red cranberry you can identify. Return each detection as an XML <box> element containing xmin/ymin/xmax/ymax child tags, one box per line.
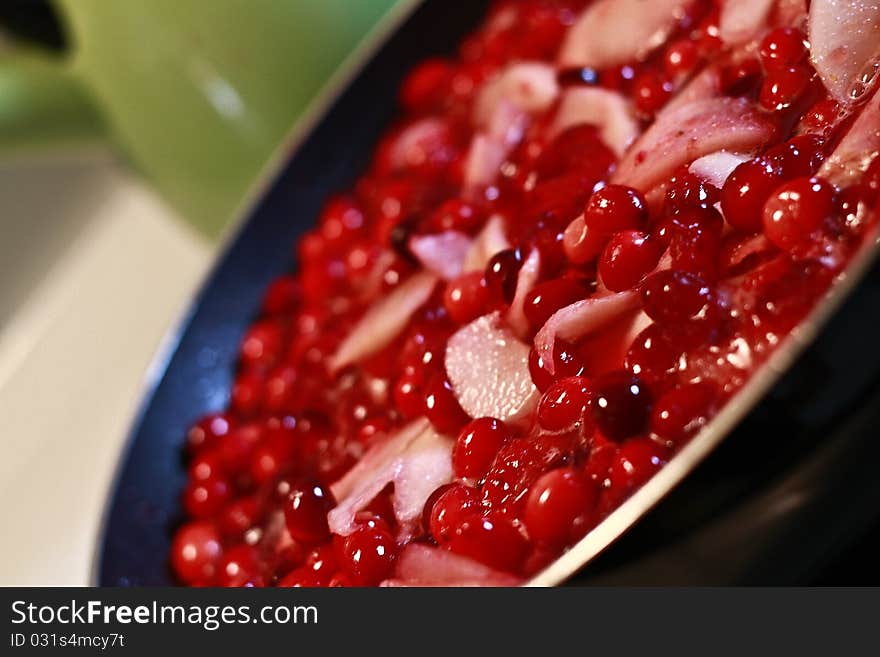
<box><xmin>261</xmin><ymin>275</ymin><xmax>301</xmax><ymax>316</ymax></box>
<box><xmin>318</xmin><ymin>196</ymin><xmax>365</xmax><ymax>251</ymax></box>
<box><xmin>189</xmin><ymin>450</ymin><xmax>224</xmax><ymax>482</ymax></box>
<box><xmin>262</xmin><ymin>364</ymin><xmax>298</xmax><ymax>414</ymax></box>
<box><xmin>277</xmin><ymin>567</ymin><xmax>324</xmax><ymax>587</ymax></box>
<box><xmin>759</xmin><ymin>28</ymin><xmax>808</xmax><ymax>70</ymax></box>
<box><xmin>537</xmin><ymin>376</ymin><xmax>592</xmax><ymax>431</ymax></box>
<box><xmin>427</xmin><ymin>483</ymin><xmax>481</xmax><ymax>542</ymax></box>
<box><xmin>393</xmin><ymin>371</ymin><xmax>429</xmax><ymax>419</ymax></box>
<box><xmin>625</xmin><ymin>324</ymin><xmax>681</xmax><ymax>386</ymax></box>
<box><xmin>230</xmin><ymin>370</ymin><xmax>263</xmax><ymax>417</ymax></box>
<box><xmin>663</xmin><ymin>169</ymin><xmax>720</xmax><ymax>215</ymax></box>
<box><xmin>528</xmin><ymin>340</ymin><xmax>587</xmax><ymax>392</ymax></box>
<box><xmin>720</xmin><ymin>57</ymin><xmax>762</xmax><ymax>96</ymax></box>
<box><xmin>591</xmin><ymin>370</ymin><xmax>653</xmax><ymax>442</ymax></box>
<box><xmin>453</xmin><ymin>417</ymin><xmax>511</xmax><ymax>479</ymax></box>
<box><xmin>641</xmin><ymin>270</ymin><xmax>718</xmax><ymax>327</ymax></box>
<box><xmin>801</xmin><ymin>98</ymin><xmax>842</xmax><ymax>133</ymax></box>
<box><xmin>217</xmin><ymin>423</ymin><xmax>263</xmax><ymax>473</ymax></box>
<box><xmin>217</xmin><ymin>544</ymin><xmax>265</xmax><ymax>587</ymax></box>
<box><xmin>523</xmin><ymin>278</ymin><xmax>587</xmax><ymax>335</ymax></box>
<box><xmin>598</xmin><ymin>230</ymin><xmax>662</xmax><ymax>292</ymax></box>
<box><xmin>186</xmin><ymin>413</ymin><xmax>233</xmax><ymax>453</ymax></box>
<box><xmin>249</xmin><ymin>434</ymin><xmax>295</xmax><ymax>485</ymax></box>
<box><xmin>664</xmin><ymin>39</ymin><xmax>700</xmax><ymax>77</ymax></box>
<box><xmin>170</xmin><ymin>521</ymin><xmax>223</xmax><ymax>584</ymax></box>
<box><xmin>721</xmin><ymin>158</ymin><xmax>783</xmax><ymax>233</ymax></box>
<box><xmin>219</xmin><ymin>497</ymin><xmax>260</xmax><ymax>538</ymax></box>
<box><xmin>302</xmin><ymin>545</ymin><xmax>338</xmax><ymax>584</ymax></box>
<box><xmin>429</xmin><ymin>198</ymin><xmax>483</xmax><ymax>234</ymax></box>
<box><xmin>765</xmin><ymin>134</ymin><xmax>825</xmax><ymax>179</ymax></box>
<box><xmin>485</xmin><ymin>248</ymin><xmax>524</xmax><ymax>304</ymax></box>
<box><xmin>633</xmin><ymin>70</ymin><xmax>674</xmax><ymax>116</ymax></box>
<box><xmin>534</xmin><ymin>124</ymin><xmax>614</xmax><ymax>182</ymax></box>
<box><xmin>443</xmin><ymin>271</ymin><xmax>490</xmax><ymax>324</ymax></box>
<box><xmin>340</xmin><ymin>525</ymin><xmax>398</xmax><ymax>585</ymax></box>
<box><xmin>447</xmin><ymin>513</ymin><xmax>528</xmax><ymax>573</ymax></box>
<box><xmin>424</xmin><ymin>374</ymin><xmax>470</xmax><ymax>434</ymax></box>
<box><xmin>400</xmin><ymin>58</ymin><xmax>454</xmax><ymax>113</ymax></box>
<box><xmin>524</xmin><ymin>468</ymin><xmax>598</xmax><ymax>548</ymax></box>
<box><xmin>182</xmin><ymin>474</ymin><xmax>231</xmax><ymax>519</ymax></box>
<box><xmin>603</xmin><ymin>438</ymin><xmax>669</xmax><ymax>508</ymax></box>
<box><xmin>763</xmin><ymin>177</ymin><xmax>836</xmax><ymax>252</ymax></box>
<box><xmin>760</xmin><ymin>65</ymin><xmax>812</xmax><ymax>111</ymax></box>
<box><xmin>283</xmin><ymin>479</ymin><xmax>336</xmax><ymax>545</ymax></box>
<box><xmin>584</xmin><ymin>184</ymin><xmax>649</xmax><ymax>242</ymax></box>
<box><xmin>650</xmin><ymin>381</ymin><xmax>720</xmax><ymax>447</ymax></box>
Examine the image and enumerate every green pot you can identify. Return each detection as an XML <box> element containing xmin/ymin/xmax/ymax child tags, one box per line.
<box><xmin>0</xmin><ymin>0</ymin><xmax>398</xmax><ymax>238</ymax></box>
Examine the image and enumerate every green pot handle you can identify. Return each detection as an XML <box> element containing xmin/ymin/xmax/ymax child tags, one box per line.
<box><xmin>0</xmin><ymin>49</ymin><xmax>104</xmax><ymax>151</ymax></box>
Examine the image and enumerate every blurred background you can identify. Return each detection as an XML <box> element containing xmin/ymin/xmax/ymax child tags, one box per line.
<box><xmin>0</xmin><ymin>0</ymin><xmax>400</xmax><ymax>584</ymax></box>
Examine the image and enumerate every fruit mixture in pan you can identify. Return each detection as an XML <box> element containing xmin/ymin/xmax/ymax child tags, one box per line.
<box><xmin>170</xmin><ymin>0</ymin><xmax>880</xmax><ymax>586</ymax></box>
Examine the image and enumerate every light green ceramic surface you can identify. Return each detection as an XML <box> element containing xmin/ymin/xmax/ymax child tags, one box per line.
<box><xmin>0</xmin><ymin>0</ymin><xmax>398</xmax><ymax>238</ymax></box>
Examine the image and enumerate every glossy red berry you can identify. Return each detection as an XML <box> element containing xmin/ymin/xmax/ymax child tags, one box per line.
<box><xmin>182</xmin><ymin>474</ymin><xmax>231</xmax><ymax>519</ymax></box>
<box><xmin>443</xmin><ymin>271</ymin><xmax>490</xmax><ymax>324</ymax></box>
<box><xmin>633</xmin><ymin>70</ymin><xmax>674</xmax><ymax>115</ymax></box>
<box><xmin>340</xmin><ymin>525</ymin><xmax>398</xmax><ymax>585</ymax></box>
<box><xmin>170</xmin><ymin>521</ymin><xmax>223</xmax><ymax>584</ymax></box>
<box><xmin>604</xmin><ymin>438</ymin><xmax>669</xmax><ymax>506</ymax></box>
<box><xmin>400</xmin><ymin>58</ymin><xmax>454</xmax><ymax>113</ymax></box>
<box><xmin>217</xmin><ymin>544</ymin><xmax>265</xmax><ymax>587</ymax></box>
<box><xmin>641</xmin><ymin>270</ymin><xmax>718</xmax><ymax>327</ymax></box>
<box><xmin>524</xmin><ymin>468</ymin><xmax>598</xmax><ymax>548</ymax></box>
<box><xmin>283</xmin><ymin>479</ymin><xmax>336</xmax><ymax>545</ymax></box>
<box><xmin>721</xmin><ymin>158</ymin><xmax>784</xmax><ymax>233</ymax></box>
<box><xmin>759</xmin><ymin>28</ymin><xmax>808</xmax><ymax>70</ymax></box>
<box><xmin>537</xmin><ymin>376</ymin><xmax>592</xmax><ymax>431</ymax></box>
<box><xmin>760</xmin><ymin>65</ymin><xmax>812</xmax><ymax>111</ymax></box>
<box><xmin>424</xmin><ymin>374</ymin><xmax>470</xmax><ymax>434</ymax></box>
<box><xmin>625</xmin><ymin>324</ymin><xmax>681</xmax><ymax>386</ymax></box>
<box><xmin>585</xmin><ymin>184</ymin><xmax>649</xmax><ymax>238</ymax></box>
<box><xmin>650</xmin><ymin>381</ymin><xmax>720</xmax><ymax>446</ymax></box>
<box><xmin>591</xmin><ymin>370</ymin><xmax>653</xmax><ymax>442</ymax></box>
<box><xmin>523</xmin><ymin>278</ymin><xmax>587</xmax><ymax>335</ymax></box>
<box><xmin>528</xmin><ymin>340</ymin><xmax>587</xmax><ymax>392</ymax></box>
<box><xmin>664</xmin><ymin>39</ymin><xmax>700</xmax><ymax>77</ymax></box>
<box><xmin>763</xmin><ymin>177</ymin><xmax>835</xmax><ymax>252</ymax></box>
<box><xmin>426</xmin><ymin>483</ymin><xmax>481</xmax><ymax>542</ymax></box>
<box><xmin>485</xmin><ymin>248</ymin><xmax>524</xmax><ymax>304</ymax></box>
<box><xmin>186</xmin><ymin>413</ymin><xmax>233</xmax><ymax>453</ymax></box>
<box><xmin>447</xmin><ymin>513</ymin><xmax>528</xmax><ymax>573</ymax></box>
<box><xmin>453</xmin><ymin>417</ymin><xmax>511</xmax><ymax>479</ymax></box>
<box><xmin>598</xmin><ymin>230</ymin><xmax>662</xmax><ymax>291</ymax></box>
<box><xmin>429</xmin><ymin>198</ymin><xmax>483</xmax><ymax>234</ymax></box>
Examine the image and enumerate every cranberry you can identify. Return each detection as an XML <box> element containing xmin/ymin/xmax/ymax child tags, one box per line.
<box><xmin>720</xmin><ymin>57</ymin><xmax>762</xmax><ymax>97</ymax></box>
<box><xmin>641</xmin><ymin>270</ymin><xmax>718</xmax><ymax>327</ymax></box>
<box><xmin>663</xmin><ymin>169</ymin><xmax>719</xmax><ymax>215</ymax></box>
<box><xmin>393</xmin><ymin>371</ymin><xmax>429</xmax><ymax>419</ymax></box>
<box><xmin>429</xmin><ymin>198</ymin><xmax>483</xmax><ymax>234</ymax></box>
<box><xmin>400</xmin><ymin>58</ymin><xmax>453</xmax><ymax>113</ymax></box>
<box><xmin>625</xmin><ymin>324</ymin><xmax>681</xmax><ymax>386</ymax></box>
<box><xmin>427</xmin><ymin>483</ymin><xmax>481</xmax><ymax>542</ymax></box>
<box><xmin>558</xmin><ymin>66</ymin><xmax>599</xmax><ymax>87</ymax></box>
<box><xmin>523</xmin><ymin>278</ymin><xmax>587</xmax><ymax>335</ymax></box>
<box><xmin>318</xmin><ymin>196</ymin><xmax>365</xmax><ymax>251</ymax></box>
<box><xmin>585</xmin><ymin>184</ymin><xmax>649</xmax><ymax>240</ymax></box>
<box><xmin>219</xmin><ymin>497</ymin><xmax>260</xmax><ymax>538</ymax></box>
<box><xmin>650</xmin><ymin>381</ymin><xmax>720</xmax><ymax>447</ymax></box>
<box><xmin>443</xmin><ymin>271</ymin><xmax>490</xmax><ymax>324</ymax></box>
<box><xmin>189</xmin><ymin>450</ymin><xmax>224</xmax><ymax>482</ymax></box>
<box><xmin>801</xmin><ymin>98</ymin><xmax>841</xmax><ymax>133</ymax></box>
<box><xmin>217</xmin><ymin>423</ymin><xmax>263</xmax><ymax>473</ymax></box>
<box><xmin>537</xmin><ymin>376</ymin><xmax>592</xmax><ymax>431</ymax></box>
<box><xmin>447</xmin><ymin>513</ymin><xmax>528</xmax><ymax>573</ymax></box>
<box><xmin>230</xmin><ymin>370</ymin><xmax>263</xmax><ymax>417</ymax></box>
<box><xmin>249</xmin><ymin>435</ymin><xmax>294</xmax><ymax>485</ymax></box>
<box><xmin>765</xmin><ymin>135</ymin><xmax>825</xmax><ymax>179</ymax></box>
<box><xmin>524</xmin><ymin>468</ymin><xmax>598</xmax><ymax>548</ymax></box>
<box><xmin>170</xmin><ymin>521</ymin><xmax>223</xmax><ymax>584</ymax></box>
<box><xmin>217</xmin><ymin>544</ymin><xmax>265</xmax><ymax>587</ymax></box>
<box><xmin>340</xmin><ymin>525</ymin><xmax>398</xmax><ymax>585</ymax></box>
<box><xmin>721</xmin><ymin>158</ymin><xmax>783</xmax><ymax>233</ymax></box>
<box><xmin>759</xmin><ymin>65</ymin><xmax>812</xmax><ymax>111</ymax></box>
<box><xmin>182</xmin><ymin>474</ymin><xmax>231</xmax><ymax>519</ymax></box>
<box><xmin>664</xmin><ymin>39</ymin><xmax>700</xmax><ymax>77</ymax></box>
<box><xmin>186</xmin><ymin>413</ymin><xmax>233</xmax><ymax>453</ymax></box>
<box><xmin>485</xmin><ymin>248</ymin><xmax>524</xmax><ymax>304</ymax></box>
<box><xmin>603</xmin><ymin>438</ymin><xmax>669</xmax><ymax>508</ymax></box>
<box><xmin>423</xmin><ymin>374</ymin><xmax>470</xmax><ymax>434</ymax></box>
<box><xmin>528</xmin><ymin>340</ymin><xmax>587</xmax><ymax>392</ymax></box>
<box><xmin>591</xmin><ymin>370</ymin><xmax>653</xmax><ymax>442</ymax></box>
<box><xmin>283</xmin><ymin>479</ymin><xmax>336</xmax><ymax>545</ymax></box>
<box><xmin>302</xmin><ymin>545</ymin><xmax>339</xmax><ymax>584</ymax></box>
<box><xmin>598</xmin><ymin>230</ymin><xmax>662</xmax><ymax>291</ymax></box>
<box><xmin>759</xmin><ymin>28</ymin><xmax>808</xmax><ymax>70</ymax></box>
<box><xmin>262</xmin><ymin>364</ymin><xmax>298</xmax><ymax>414</ymax></box>
<box><xmin>633</xmin><ymin>70</ymin><xmax>674</xmax><ymax>115</ymax></box>
<box><xmin>453</xmin><ymin>417</ymin><xmax>511</xmax><ymax>479</ymax></box>
<box><xmin>668</xmin><ymin>207</ymin><xmax>724</xmax><ymax>281</ymax></box>
<box><xmin>534</xmin><ymin>124</ymin><xmax>614</xmax><ymax>182</ymax></box>
<box><xmin>763</xmin><ymin>177</ymin><xmax>836</xmax><ymax>252</ymax></box>
<box><xmin>278</xmin><ymin>567</ymin><xmax>324</xmax><ymax>587</ymax></box>
<box><xmin>261</xmin><ymin>275</ymin><xmax>301</xmax><ymax>316</ymax></box>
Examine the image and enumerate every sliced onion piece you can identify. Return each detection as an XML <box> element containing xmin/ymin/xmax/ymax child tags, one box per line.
<box><xmin>720</xmin><ymin>0</ymin><xmax>776</xmax><ymax>44</ymax></box>
<box><xmin>819</xmin><ymin>85</ymin><xmax>880</xmax><ymax>185</ymax></box>
<box><xmin>559</xmin><ymin>0</ymin><xmax>694</xmax><ymax>69</ymax></box>
<box><xmin>329</xmin><ymin>271</ymin><xmax>437</xmax><ymax>373</ymax></box>
<box><xmin>506</xmin><ymin>248</ymin><xmax>541</xmax><ymax>338</ymax></box>
<box><xmin>534</xmin><ymin>290</ymin><xmax>641</xmax><ymax>374</ymax></box>
<box><xmin>445</xmin><ymin>312</ymin><xmax>539</xmax><ymax>423</ymax></box>
<box><xmin>385</xmin><ymin>544</ymin><xmax>523</xmax><ymax>587</ymax></box>
<box><xmin>809</xmin><ymin>0</ymin><xmax>880</xmax><ymax>105</ymax></box>
<box><xmin>613</xmin><ymin>97</ymin><xmax>776</xmax><ymax>192</ymax></box>
<box><xmin>550</xmin><ymin>87</ymin><xmax>640</xmax><ymax>157</ymax></box>
<box><xmin>474</xmin><ymin>62</ymin><xmax>559</xmax><ymax>127</ymax></box>
<box><xmin>409</xmin><ymin>231</ymin><xmax>473</xmax><ymax>281</ymax></box>
<box><xmin>689</xmin><ymin>151</ymin><xmax>750</xmax><ymax>189</ymax></box>
<box><xmin>463</xmin><ymin>214</ymin><xmax>511</xmax><ymax>272</ymax></box>
<box><xmin>662</xmin><ymin>67</ymin><xmax>720</xmax><ymax>116</ymax></box>
<box><xmin>328</xmin><ymin>419</ymin><xmax>453</xmax><ymax>536</ymax></box>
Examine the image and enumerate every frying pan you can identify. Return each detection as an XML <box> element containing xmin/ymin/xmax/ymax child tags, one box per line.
<box><xmin>95</xmin><ymin>0</ymin><xmax>880</xmax><ymax>586</ymax></box>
